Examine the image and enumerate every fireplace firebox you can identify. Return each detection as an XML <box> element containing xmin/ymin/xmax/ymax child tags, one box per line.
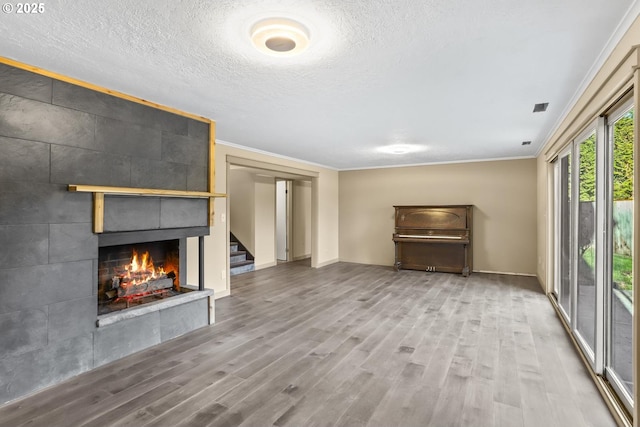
<box><xmin>98</xmin><ymin>237</ymin><xmax>191</xmax><ymax>315</ymax></box>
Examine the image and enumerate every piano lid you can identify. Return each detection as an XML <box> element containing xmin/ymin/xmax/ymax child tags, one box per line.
<box><xmin>395</xmin><ymin>205</ymin><xmax>471</xmax><ymax>229</ymax></box>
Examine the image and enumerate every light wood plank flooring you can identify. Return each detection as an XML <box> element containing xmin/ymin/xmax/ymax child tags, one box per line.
<box><xmin>0</xmin><ymin>260</ymin><xmax>616</xmax><ymax>426</ymax></box>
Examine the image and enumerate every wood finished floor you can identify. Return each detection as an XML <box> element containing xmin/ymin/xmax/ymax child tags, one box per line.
<box><xmin>0</xmin><ymin>260</ymin><xmax>616</xmax><ymax>427</ymax></box>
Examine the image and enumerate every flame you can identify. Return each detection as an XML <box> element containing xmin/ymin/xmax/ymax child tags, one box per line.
<box><xmin>121</xmin><ymin>249</ymin><xmax>168</xmax><ymax>285</ymax></box>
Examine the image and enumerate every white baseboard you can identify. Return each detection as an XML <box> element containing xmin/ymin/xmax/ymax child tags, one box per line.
<box><xmin>214</xmin><ymin>288</ymin><xmax>230</xmax><ymax>299</ymax></box>
<box><xmin>314</xmin><ymin>258</ymin><xmax>339</xmax><ymax>268</ymax></box>
<box><xmin>255</xmin><ymin>261</ymin><xmax>277</xmax><ymax>270</ymax></box>
<box><xmin>473</xmin><ymin>269</ymin><xmax>537</xmax><ymax>277</ymax></box>
<box><xmin>208</xmin><ymin>295</ymin><xmax>215</xmax><ymax>325</ymax></box>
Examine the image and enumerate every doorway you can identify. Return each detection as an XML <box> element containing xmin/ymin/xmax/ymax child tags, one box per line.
<box><xmin>226</xmin><ymin>156</ymin><xmax>317</xmax><ymax>273</ymax></box>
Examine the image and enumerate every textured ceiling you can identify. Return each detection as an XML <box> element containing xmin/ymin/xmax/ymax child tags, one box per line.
<box><xmin>1</xmin><ymin>0</ymin><xmax>638</xmax><ymax>169</ymax></box>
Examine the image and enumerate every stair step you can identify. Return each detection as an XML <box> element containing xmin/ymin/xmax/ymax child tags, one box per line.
<box><xmin>230</xmin><ymin>260</ymin><xmax>254</xmax><ymax>268</ymax></box>
<box><xmin>230</xmin><ymin>250</ymin><xmax>247</xmax><ymax>263</ymax></box>
<box><xmin>230</xmin><ymin>260</ymin><xmax>255</xmax><ymax>276</ymax></box>
<box><xmin>229</xmin><ymin>235</ymin><xmax>254</xmax><ymax>275</ymax></box>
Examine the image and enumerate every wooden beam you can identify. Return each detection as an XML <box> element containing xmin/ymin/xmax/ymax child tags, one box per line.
<box><xmin>93</xmin><ymin>192</ymin><xmax>104</xmax><ymax>233</ymax></box>
<box><xmin>209</xmin><ymin>120</ymin><xmax>216</xmax><ymax>194</ymax></box>
<box><xmin>0</xmin><ymin>56</ymin><xmax>210</xmax><ymax>123</ymax></box>
<box><xmin>70</xmin><ymin>184</ymin><xmax>226</xmax><ymax>234</ymax></box>
<box><xmin>209</xmin><ymin>120</ymin><xmax>217</xmax><ymax>226</ymax></box>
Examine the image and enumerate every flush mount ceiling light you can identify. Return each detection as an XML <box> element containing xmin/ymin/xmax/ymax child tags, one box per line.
<box><xmin>378</xmin><ymin>144</ymin><xmax>424</xmax><ymax>155</ymax></box>
<box><xmin>251</xmin><ymin>18</ymin><xmax>310</xmax><ymax>56</ymax></box>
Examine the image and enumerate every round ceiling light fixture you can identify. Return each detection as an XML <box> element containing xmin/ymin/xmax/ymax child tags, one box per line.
<box><xmin>251</xmin><ymin>18</ymin><xmax>310</xmax><ymax>56</ymax></box>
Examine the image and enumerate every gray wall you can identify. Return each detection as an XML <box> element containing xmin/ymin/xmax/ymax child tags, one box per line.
<box><xmin>0</xmin><ymin>63</ymin><xmax>210</xmax><ymax>404</ymax></box>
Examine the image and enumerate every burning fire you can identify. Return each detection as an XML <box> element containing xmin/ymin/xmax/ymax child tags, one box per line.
<box><xmin>124</xmin><ymin>250</ymin><xmax>166</xmax><ymax>285</ymax></box>
<box><xmin>109</xmin><ymin>248</ymin><xmax>180</xmax><ymax>302</ymax></box>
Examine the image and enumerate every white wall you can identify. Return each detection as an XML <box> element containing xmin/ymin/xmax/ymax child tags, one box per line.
<box><xmin>228</xmin><ymin>167</ymin><xmax>255</xmax><ymax>253</ymax></box>
<box><xmin>254</xmin><ymin>175</ymin><xmax>276</xmax><ymax>269</ymax></box>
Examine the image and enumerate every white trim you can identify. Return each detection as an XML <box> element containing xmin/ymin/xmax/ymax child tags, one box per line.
<box><xmin>536</xmin><ymin>0</ymin><xmax>640</xmax><ymax>157</ymax></box>
<box><xmin>546</xmin><ymin>161</ymin><xmax>555</xmax><ymax>295</ymax></box>
<box><xmin>571</xmin><ymin>134</ymin><xmax>580</xmax><ymax>326</ymax></box>
<box><xmin>218</xmin><ymin>138</ymin><xmax>536</xmax><ymax>171</ymax></box>
<box><xmin>608</xmin><ymin>97</ymin><xmax>635</xmax><ymax>123</ymax></box>
<box><xmin>594</xmin><ymin>116</ymin><xmax>607</xmax><ymax>374</ymax></box>
<box><xmin>339</xmin><ymin>155</ymin><xmax>536</xmax><ymax>171</ymax></box>
<box><xmin>255</xmin><ymin>261</ymin><xmax>278</xmax><ymax>270</ymax></box>
<box><xmin>472</xmin><ymin>269</ymin><xmax>537</xmax><ymax>277</ymax></box>
<box><xmin>217</xmin><ymin>139</ymin><xmax>338</xmax><ymax>171</ymax></box>
<box><xmin>208</xmin><ymin>295</ymin><xmax>215</xmax><ymax>325</ymax></box>
<box><xmin>314</xmin><ymin>258</ymin><xmax>340</xmax><ymax>268</ymax></box>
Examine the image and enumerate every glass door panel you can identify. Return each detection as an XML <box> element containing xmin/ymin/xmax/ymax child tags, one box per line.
<box><xmin>558</xmin><ymin>151</ymin><xmax>572</xmax><ymax>320</ymax></box>
<box><xmin>576</xmin><ymin>131</ymin><xmax>597</xmax><ymax>355</ymax></box>
<box><xmin>607</xmin><ymin>105</ymin><xmax>634</xmax><ymax>403</ymax></box>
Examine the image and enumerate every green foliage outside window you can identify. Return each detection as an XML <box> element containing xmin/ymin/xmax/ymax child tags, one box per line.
<box><xmin>613</xmin><ymin>112</ymin><xmax>634</xmax><ymax>202</ymax></box>
<box><xmin>578</xmin><ymin>134</ymin><xmax>596</xmax><ymax>201</ymax></box>
<box><xmin>578</xmin><ymin>111</ymin><xmax>634</xmax><ymax>202</ymax></box>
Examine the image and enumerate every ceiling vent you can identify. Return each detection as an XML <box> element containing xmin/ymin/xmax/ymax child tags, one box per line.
<box><xmin>533</xmin><ymin>103</ymin><xmax>549</xmax><ymax>113</ymax></box>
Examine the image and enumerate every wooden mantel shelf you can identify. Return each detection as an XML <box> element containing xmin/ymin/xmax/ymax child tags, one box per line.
<box><xmin>68</xmin><ymin>184</ymin><xmax>226</xmax><ymax>199</ymax></box>
<box><xmin>68</xmin><ymin>184</ymin><xmax>226</xmax><ymax>233</ymax></box>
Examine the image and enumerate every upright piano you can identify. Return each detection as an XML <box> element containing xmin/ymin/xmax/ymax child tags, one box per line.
<box><xmin>393</xmin><ymin>205</ymin><xmax>473</xmax><ymax>276</ymax></box>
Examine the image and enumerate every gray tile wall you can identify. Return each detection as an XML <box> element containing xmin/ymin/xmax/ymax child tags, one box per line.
<box><xmin>0</xmin><ymin>63</ymin><xmax>211</xmax><ymax>404</ymax></box>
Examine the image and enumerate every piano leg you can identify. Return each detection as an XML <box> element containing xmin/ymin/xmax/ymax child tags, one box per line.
<box><xmin>394</xmin><ymin>242</ymin><xmax>400</xmax><ymax>271</ymax></box>
<box><xmin>462</xmin><ymin>244</ymin><xmax>470</xmax><ymax>276</ymax></box>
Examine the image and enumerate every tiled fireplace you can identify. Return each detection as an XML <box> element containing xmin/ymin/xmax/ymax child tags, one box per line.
<box><xmin>0</xmin><ymin>61</ymin><xmax>215</xmax><ymax>405</ymax></box>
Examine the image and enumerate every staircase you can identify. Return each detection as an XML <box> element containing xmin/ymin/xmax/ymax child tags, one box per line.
<box><xmin>230</xmin><ymin>233</ymin><xmax>255</xmax><ymax>276</ymax></box>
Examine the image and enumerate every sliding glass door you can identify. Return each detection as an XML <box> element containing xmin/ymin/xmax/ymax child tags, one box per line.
<box><xmin>553</xmin><ymin>96</ymin><xmax>634</xmax><ymax>413</ymax></box>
